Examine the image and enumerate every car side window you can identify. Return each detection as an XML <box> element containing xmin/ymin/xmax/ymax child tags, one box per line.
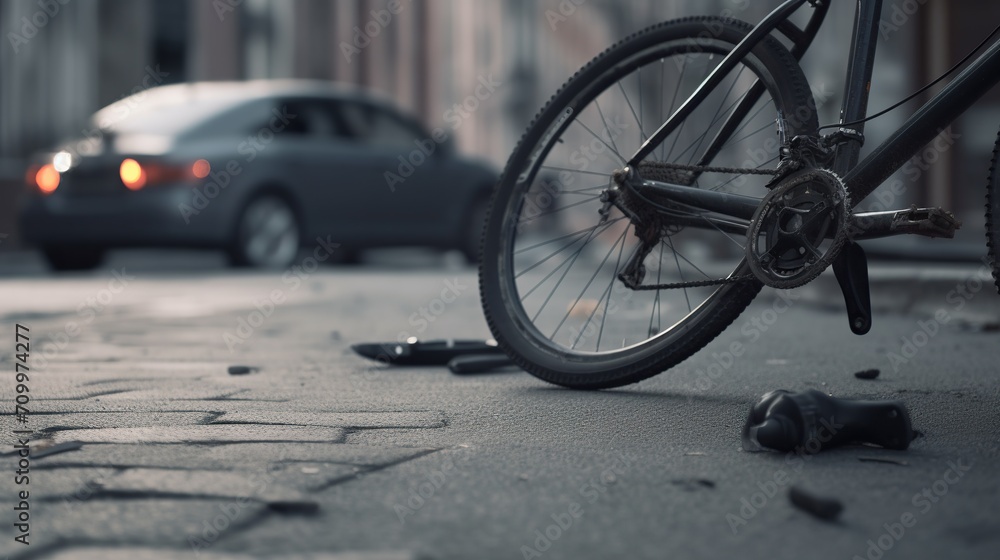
<box><xmin>268</xmin><ymin>99</ymin><xmax>349</xmax><ymax>140</ymax></box>
<box><xmin>338</xmin><ymin>102</ymin><xmax>422</xmax><ymax>151</ymax></box>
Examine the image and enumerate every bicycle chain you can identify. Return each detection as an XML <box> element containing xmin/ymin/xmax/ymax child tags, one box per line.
<box><xmin>616</xmin><ymin>134</ymin><xmax>849</xmax><ymax>290</ymax></box>
<box><xmin>622</xmin><ymin>274</ymin><xmax>758</xmax><ymax>291</ymax></box>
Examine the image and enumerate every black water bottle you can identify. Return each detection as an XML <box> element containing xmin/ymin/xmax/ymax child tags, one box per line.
<box><xmin>742</xmin><ymin>389</ymin><xmax>914</xmax><ymax>453</ymax></box>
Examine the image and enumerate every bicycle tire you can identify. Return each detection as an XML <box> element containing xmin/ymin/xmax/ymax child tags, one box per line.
<box><xmin>480</xmin><ymin>17</ymin><xmax>818</xmax><ymax>390</ymax></box>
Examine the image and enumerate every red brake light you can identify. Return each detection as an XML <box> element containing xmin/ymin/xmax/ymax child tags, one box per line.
<box><xmin>192</xmin><ymin>159</ymin><xmax>211</xmax><ymax>179</ymax></box>
<box><xmin>120</xmin><ymin>159</ymin><xmax>147</xmax><ymax>190</ymax></box>
<box><xmin>35</xmin><ymin>164</ymin><xmax>60</xmax><ymax>194</ymax></box>
<box><xmin>120</xmin><ymin>158</ymin><xmax>209</xmax><ymax>190</ymax></box>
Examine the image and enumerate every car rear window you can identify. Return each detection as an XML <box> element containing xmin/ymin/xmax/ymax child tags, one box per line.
<box><xmin>93</xmin><ymin>88</ymin><xmax>245</xmax><ymax>136</ymax></box>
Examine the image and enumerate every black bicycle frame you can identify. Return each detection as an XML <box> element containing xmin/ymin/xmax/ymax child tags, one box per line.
<box><xmin>640</xmin><ymin>0</ymin><xmax>1000</xmax><ymax>220</ymax></box>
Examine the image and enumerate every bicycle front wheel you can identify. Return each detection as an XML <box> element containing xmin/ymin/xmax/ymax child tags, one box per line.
<box><xmin>479</xmin><ymin>17</ymin><xmax>818</xmax><ymax>389</ymax></box>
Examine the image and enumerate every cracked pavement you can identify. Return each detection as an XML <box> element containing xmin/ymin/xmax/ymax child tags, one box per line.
<box><xmin>0</xmin><ymin>255</ymin><xmax>998</xmax><ymax>559</ymax></box>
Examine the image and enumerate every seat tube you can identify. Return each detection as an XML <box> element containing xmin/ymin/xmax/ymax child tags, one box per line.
<box><xmin>832</xmin><ymin>0</ymin><xmax>884</xmax><ymax>177</ymax></box>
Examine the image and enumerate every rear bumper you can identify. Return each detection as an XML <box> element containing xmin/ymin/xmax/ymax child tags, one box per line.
<box><xmin>20</xmin><ymin>186</ymin><xmax>233</xmax><ymax>248</ymax></box>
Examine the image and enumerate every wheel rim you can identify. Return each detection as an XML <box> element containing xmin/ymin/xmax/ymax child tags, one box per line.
<box><xmin>239</xmin><ymin>197</ymin><xmax>299</xmax><ymax>268</ymax></box>
<box><xmin>497</xmin><ymin>37</ymin><xmax>798</xmax><ymax>359</ymax></box>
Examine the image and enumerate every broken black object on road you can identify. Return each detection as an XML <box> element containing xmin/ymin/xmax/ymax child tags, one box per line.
<box><xmin>789</xmin><ymin>486</ymin><xmax>843</xmax><ymax>521</ymax></box>
<box><xmin>351</xmin><ymin>338</ymin><xmax>506</xmax><ymax>366</ymax></box>
<box><xmin>742</xmin><ymin>389</ymin><xmax>913</xmax><ymax>453</ymax></box>
<box><xmin>854</xmin><ymin>368</ymin><xmax>881</xmax><ymax>380</ymax></box>
<box><xmin>448</xmin><ymin>354</ymin><xmax>515</xmax><ymax>374</ymax></box>
<box><xmin>228</xmin><ymin>365</ymin><xmax>258</xmax><ymax>375</ymax></box>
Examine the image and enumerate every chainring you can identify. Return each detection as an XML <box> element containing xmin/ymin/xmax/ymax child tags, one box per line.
<box><xmin>746</xmin><ymin>168</ymin><xmax>849</xmax><ymax>289</ymax></box>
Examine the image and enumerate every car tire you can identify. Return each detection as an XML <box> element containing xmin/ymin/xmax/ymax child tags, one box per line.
<box><xmin>228</xmin><ymin>195</ymin><xmax>301</xmax><ymax>269</ymax></box>
<box><xmin>324</xmin><ymin>248</ymin><xmax>363</xmax><ymax>266</ymax></box>
<box><xmin>462</xmin><ymin>197</ymin><xmax>490</xmax><ymax>264</ymax></box>
<box><xmin>42</xmin><ymin>246</ymin><xmax>105</xmax><ymax>272</ymax></box>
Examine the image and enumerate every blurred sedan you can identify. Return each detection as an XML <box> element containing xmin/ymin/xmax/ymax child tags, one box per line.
<box><xmin>20</xmin><ymin>80</ymin><xmax>498</xmax><ymax>270</ymax></box>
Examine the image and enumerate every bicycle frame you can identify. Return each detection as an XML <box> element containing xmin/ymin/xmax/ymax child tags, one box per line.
<box><xmin>638</xmin><ymin>0</ymin><xmax>1000</xmax><ymax>221</ymax></box>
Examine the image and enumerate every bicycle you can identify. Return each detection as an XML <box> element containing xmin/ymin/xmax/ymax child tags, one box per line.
<box><xmin>478</xmin><ymin>0</ymin><xmax>1000</xmax><ymax>389</ymax></box>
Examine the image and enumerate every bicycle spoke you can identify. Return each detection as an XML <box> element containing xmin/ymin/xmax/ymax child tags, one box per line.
<box><xmin>718</xmin><ymin>99</ymin><xmax>773</xmax><ymax>151</ymax></box>
<box><xmin>540</xmin><ymin>165</ymin><xmax>614</xmax><ymax>179</ymax></box>
<box><xmin>638</xmin><ymin>67</ymin><xmax>644</xmax><ymax>144</ymax></box>
<box><xmin>596</xmin><ymin>236</ymin><xmax>634</xmax><ymax>351</ymax></box>
<box><xmin>684</xmin><ymin>68</ymin><xmax>746</xmax><ymax>165</ymax></box>
<box><xmin>516</xmin><ymin>223</ymin><xmax>600</xmax><ymax>280</ymax></box>
<box><xmin>551</xmin><ymin>227</ymin><xmax>630</xmax><ymax>339</ymax></box>
<box><xmin>517</xmin><ymin>195</ymin><xmax>603</xmax><ymax>225</ymax></box>
<box><xmin>664</xmin><ymin>59</ymin><xmax>714</xmax><ymax>162</ymax></box>
<box><xmin>618</xmin><ymin>81</ymin><xmax>647</xmax><ymax>144</ymax></box>
<box><xmin>575</xmin><ymin>119</ymin><xmax>627</xmax><ymax>166</ymax></box>
<box><xmin>648</xmin><ymin>243</ymin><xmax>664</xmax><ymax>335</ymax></box>
<box><xmin>731</xmin><ymin>121</ymin><xmax>775</xmax><ymax>145</ymax></box>
<box><xmin>529</xmin><ymin>218</ymin><xmax>621</xmax><ymax>322</ymax></box>
<box><xmin>661</xmin><ymin>57</ymin><xmax>684</xmax><ymax>161</ymax></box>
<box><xmin>515</xmin><ymin>217</ymin><xmax>626</xmax><ymax>255</ymax></box>
<box><xmin>570</xmin><ymin>230</ymin><xmax>632</xmax><ymax>351</ymax></box>
<box><xmin>594</xmin><ymin>97</ymin><xmax>623</xmax><ymax>158</ymax></box>
<box><xmin>671</xmin><ymin>85</ymin><xmax>754</xmax><ymax>166</ymax></box>
<box><xmin>665</xmin><ymin>235</ymin><xmax>692</xmax><ymax>313</ymax></box>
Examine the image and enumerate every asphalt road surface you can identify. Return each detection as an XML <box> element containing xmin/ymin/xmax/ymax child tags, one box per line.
<box><xmin>0</xmin><ymin>250</ymin><xmax>997</xmax><ymax>560</ymax></box>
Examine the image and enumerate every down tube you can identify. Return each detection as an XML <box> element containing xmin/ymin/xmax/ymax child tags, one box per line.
<box><xmin>844</xmin><ymin>38</ymin><xmax>1000</xmax><ymax>207</ymax></box>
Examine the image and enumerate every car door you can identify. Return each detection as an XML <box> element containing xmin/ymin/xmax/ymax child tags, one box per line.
<box><xmin>267</xmin><ymin>97</ymin><xmax>360</xmax><ymax>242</ymax></box>
<box><xmin>330</xmin><ymin>99</ymin><xmax>452</xmax><ymax>244</ymax></box>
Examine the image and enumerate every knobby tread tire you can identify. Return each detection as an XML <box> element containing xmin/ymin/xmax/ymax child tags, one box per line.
<box><xmin>479</xmin><ymin>17</ymin><xmax>818</xmax><ymax>389</ymax></box>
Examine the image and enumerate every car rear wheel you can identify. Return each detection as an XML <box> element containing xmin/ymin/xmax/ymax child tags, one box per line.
<box><xmin>229</xmin><ymin>195</ymin><xmax>301</xmax><ymax>269</ymax></box>
<box><xmin>42</xmin><ymin>246</ymin><xmax>105</xmax><ymax>272</ymax></box>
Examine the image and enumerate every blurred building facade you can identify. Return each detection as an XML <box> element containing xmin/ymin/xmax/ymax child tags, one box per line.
<box><xmin>1</xmin><ymin>0</ymin><xmax>999</xmax><ymax>245</ymax></box>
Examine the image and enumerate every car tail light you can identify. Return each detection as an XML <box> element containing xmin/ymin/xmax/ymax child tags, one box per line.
<box><xmin>34</xmin><ymin>163</ymin><xmax>60</xmax><ymax>194</ymax></box>
<box><xmin>120</xmin><ymin>158</ymin><xmax>209</xmax><ymax>190</ymax></box>
<box><xmin>120</xmin><ymin>158</ymin><xmax>147</xmax><ymax>190</ymax></box>
<box><xmin>192</xmin><ymin>159</ymin><xmax>211</xmax><ymax>179</ymax></box>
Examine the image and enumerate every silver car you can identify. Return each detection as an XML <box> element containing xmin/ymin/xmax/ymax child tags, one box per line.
<box><xmin>20</xmin><ymin>81</ymin><xmax>497</xmax><ymax>270</ymax></box>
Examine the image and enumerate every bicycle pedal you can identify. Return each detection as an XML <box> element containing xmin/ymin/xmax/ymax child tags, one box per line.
<box><xmin>894</xmin><ymin>206</ymin><xmax>962</xmax><ymax>238</ymax></box>
<box><xmin>851</xmin><ymin>206</ymin><xmax>962</xmax><ymax>240</ymax></box>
